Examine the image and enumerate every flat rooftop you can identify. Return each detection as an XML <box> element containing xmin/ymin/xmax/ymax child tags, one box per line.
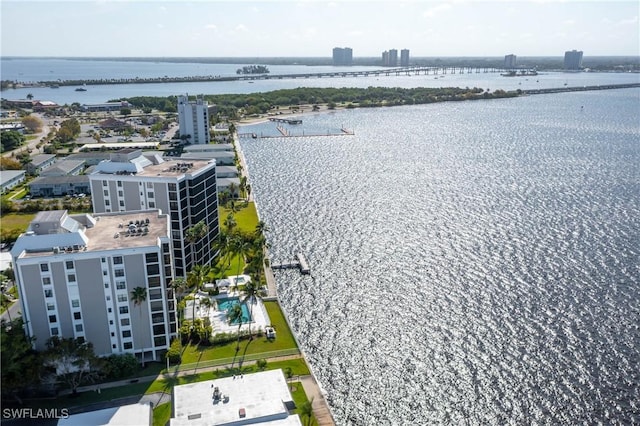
<box><xmin>84</xmin><ymin>210</ymin><xmax>169</xmax><ymax>252</ymax></box>
<box><xmin>58</xmin><ymin>402</ymin><xmax>152</xmax><ymax>426</ymax></box>
<box><xmin>171</xmin><ymin>369</ymin><xmax>301</xmax><ymax>426</ymax></box>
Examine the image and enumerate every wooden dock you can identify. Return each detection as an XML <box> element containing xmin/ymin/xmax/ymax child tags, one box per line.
<box><xmin>269</xmin><ymin>117</ymin><xmax>303</xmax><ymax>124</ymax></box>
<box><xmin>272</xmin><ymin>252</ymin><xmax>310</xmax><ymax>275</ymax></box>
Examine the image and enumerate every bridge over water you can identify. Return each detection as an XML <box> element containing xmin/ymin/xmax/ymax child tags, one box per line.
<box><xmin>28</xmin><ymin>66</ymin><xmax>517</xmax><ymax>87</ymax></box>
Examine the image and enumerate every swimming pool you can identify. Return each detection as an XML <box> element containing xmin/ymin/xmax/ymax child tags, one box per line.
<box><xmin>217</xmin><ymin>297</ymin><xmax>251</xmax><ymax>324</ymax></box>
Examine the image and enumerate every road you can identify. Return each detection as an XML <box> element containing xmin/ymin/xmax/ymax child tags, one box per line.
<box><xmin>2</xmin><ymin>113</ymin><xmax>52</xmax><ymax>158</ymax></box>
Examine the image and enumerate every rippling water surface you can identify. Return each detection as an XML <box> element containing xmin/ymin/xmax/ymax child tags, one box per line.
<box><xmin>239</xmin><ymin>89</ymin><xmax>640</xmax><ymax>425</ymax></box>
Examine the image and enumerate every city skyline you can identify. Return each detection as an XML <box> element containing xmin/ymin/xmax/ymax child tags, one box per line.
<box><xmin>1</xmin><ymin>1</ymin><xmax>638</xmax><ymax>58</ymax></box>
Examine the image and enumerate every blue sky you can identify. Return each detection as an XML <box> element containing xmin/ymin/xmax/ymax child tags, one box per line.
<box><xmin>1</xmin><ymin>1</ymin><xmax>638</xmax><ymax>57</ymax></box>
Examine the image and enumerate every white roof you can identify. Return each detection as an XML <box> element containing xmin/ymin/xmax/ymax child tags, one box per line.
<box><xmin>171</xmin><ymin>369</ymin><xmax>301</xmax><ymax>426</ymax></box>
<box><xmin>58</xmin><ymin>403</ymin><xmax>152</xmax><ymax>426</ymax></box>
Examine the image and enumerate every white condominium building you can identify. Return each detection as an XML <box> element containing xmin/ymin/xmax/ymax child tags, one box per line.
<box><xmin>11</xmin><ymin>210</ymin><xmax>175</xmax><ymax>362</ymax></box>
<box><xmin>177</xmin><ymin>94</ymin><xmax>210</xmax><ymax>145</ymax></box>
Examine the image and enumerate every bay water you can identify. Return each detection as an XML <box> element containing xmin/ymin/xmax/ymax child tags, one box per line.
<box><xmin>238</xmin><ymin>89</ymin><xmax>640</xmax><ymax>424</ymax></box>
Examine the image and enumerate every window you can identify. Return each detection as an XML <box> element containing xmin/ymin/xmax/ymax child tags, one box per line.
<box><xmin>102</xmin><ymin>180</ymin><xmax>108</xmax><ymax>187</ymax></box>
<box><xmin>119</xmin><ymin>200</ymin><xmax>125</xmax><ymax>207</ymax></box>
<box><xmin>122</xmin><ymin>330</ymin><xmax>131</xmax><ymax>338</ymax></box>
<box><xmin>117</xmin><ymin>294</ymin><xmax>127</xmax><ymax>303</ymax></box>
<box><xmin>104</xmin><ymin>282</ymin><xmax>109</xmax><ymax>289</ymax></box>
<box><xmin>49</xmin><ymin>315</ymin><xmax>56</xmax><ymax>323</ymax></box>
<box><xmin>67</xmin><ymin>274</ymin><xmax>76</xmax><ymax>282</ymax></box>
<box><xmin>111</xmin><ymin>332</ymin><xmax>115</xmax><ymax>337</ymax></box>
<box><xmin>105</xmin><ymin>200</ymin><xmax>110</xmax><ymax>206</ymax></box>
<box><xmin>148</xmin><ymin>276</ymin><xmax>160</xmax><ymax>288</ymax></box>
<box><xmin>154</xmin><ymin>336</ymin><xmax>167</xmax><ymax>346</ymax></box>
<box><xmin>40</xmin><ymin>264</ymin><xmax>49</xmax><ymax>272</ymax></box>
<box><xmin>101</xmin><ymin>257</ymin><xmax>106</xmax><ymax>263</ymax></box>
<box><xmin>121</xmin><ymin>318</ymin><xmax>130</xmax><ymax>326</ymax></box>
<box><xmin>103</xmin><ymin>270</ymin><xmax>108</xmax><ymax>276</ymax></box>
<box><xmin>117</xmin><ymin>181</ymin><xmax>122</xmax><ymax>187</ymax></box>
<box><xmin>147</xmin><ymin>192</ymin><xmax>154</xmax><ymax>198</ymax></box>
<box><xmin>106</xmin><ymin>295</ymin><xmax>111</xmax><ymax>301</ymax></box>
<box><xmin>119</xmin><ymin>306</ymin><xmax>129</xmax><ymax>314</ymax></box>
<box><xmin>153</xmin><ymin>324</ymin><xmax>165</xmax><ymax>335</ymax></box>
<box><xmin>108</xmin><ymin>308</ymin><xmax>112</xmax><ymax>313</ymax></box>
<box><xmin>147</xmin><ymin>182</ymin><xmax>153</xmax><ymax>189</ymax></box>
<box><xmin>115</xmin><ymin>269</ymin><xmax>125</xmax><ymax>278</ymax></box>
<box><xmin>42</xmin><ymin>277</ymin><xmax>51</xmax><ymax>285</ymax></box>
<box><xmin>118</xmin><ymin>190</ymin><xmax>123</xmax><ymax>197</ymax></box>
<box><xmin>152</xmin><ymin>313</ymin><xmax>164</xmax><ymax>323</ymax></box>
<box><xmin>65</xmin><ymin>261</ymin><xmax>74</xmax><ymax>270</ymax></box>
<box><xmin>44</xmin><ymin>289</ymin><xmax>53</xmax><ymax>298</ymax></box>
<box><xmin>116</xmin><ymin>281</ymin><xmax>126</xmax><ymax>290</ymax></box>
<box><xmin>51</xmin><ymin>327</ymin><xmax>59</xmax><ymax>335</ymax></box>
<box><xmin>71</xmin><ymin>299</ymin><xmax>80</xmax><ymax>308</ymax></box>
<box><xmin>103</xmin><ymin>190</ymin><xmax>108</xmax><ymax>196</ymax></box>
<box><xmin>75</xmin><ymin>324</ymin><xmax>83</xmax><ymax>332</ymax></box>
<box><xmin>149</xmin><ymin>202</ymin><xmax>155</xmax><ymax>208</ymax></box>
<box><xmin>123</xmin><ymin>342</ymin><xmax>133</xmax><ymax>349</ymax></box>
<box><xmin>113</xmin><ymin>256</ymin><xmax>123</xmax><ymax>265</ymax></box>
<box><xmin>145</xmin><ymin>253</ymin><xmax>159</xmax><ymax>263</ymax></box>
<box><xmin>112</xmin><ymin>344</ymin><xmax>117</xmax><ymax>349</ymax></box>
<box><xmin>146</xmin><ymin>264</ymin><xmax>160</xmax><ymax>275</ymax></box>
<box><xmin>168</xmin><ymin>183</ymin><xmax>176</xmax><ymax>191</ymax></box>
<box><xmin>73</xmin><ymin>312</ymin><xmax>82</xmax><ymax>320</ymax></box>
<box><xmin>47</xmin><ymin>303</ymin><xmax>55</xmax><ymax>311</ymax></box>
<box><xmin>109</xmin><ymin>320</ymin><xmax>114</xmax><ymax>325</ymax></box>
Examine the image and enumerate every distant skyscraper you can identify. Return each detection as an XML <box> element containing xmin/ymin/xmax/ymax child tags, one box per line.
<box><xmin>177</xmin><ymin>94</ymin><xmax>210</xmax><ymax>145</ymax></box>
<box><xmin>504</xmin><ymin>54</ymin><xmax>517</xmax><ymax>69</ymax></box>
<box><xmin>400</xmin><ymin>49</ymin><xmax>410</xmax><ymax>67</ymax></box>
<box><xmin>564</xmin><ymin>50</ymin><xmax>584</xmax><ymax>70</ymax></box>
<box><xmin>332</xmin><ymin>47</ymin><xmax>353</xmax><ymax>66</ymax></box>
<box><xmin>382</xmin><ymin>49</ymin><xmax>398</xmax><ymax>67</ymax></box>
<box><xmin>388</xmin><ymin>49</ymin><xmax>398</xmax><ymax>67</ymax></box>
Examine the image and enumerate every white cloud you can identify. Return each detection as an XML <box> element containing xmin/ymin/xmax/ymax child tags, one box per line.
<box><xmin>563</xmin><ymin>19</ymin><xmax>576</xmax><ymax>25</ymax></box>
<box><xmin>235</xmin><ymin>24</ymin><xmax>249</xmax><ymax>32</ymax></box>
<box><xmin>617</xmin><ymin>16</ymin><xmax>638</xmax><ymax>26</ymax></box>
<box><xmin>205</xmin><ymin>24</ymin><xmax>217</xmax><ymax>30</ymax></box>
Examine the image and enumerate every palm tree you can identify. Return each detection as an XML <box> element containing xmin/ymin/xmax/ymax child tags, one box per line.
<box><xmin>231</xmin><ymin>236</ymin><xmax>252</xmax><ymax>282</ymax></box>
<box><xmin>227</xmin><ymin>303</ymin><xmax>244</xmax><ymax>352</ymax></box>
<box><xmin>240</xmin><ymin>281</ymin><xmax>261</xmax><ymax>339</ymax></box>
<box><xmin>130</xmin><ymin>286</ymin><xmax>147</xmax><ymax>366</ymax></box>
<box><xmin>224</xmin><ymin>213</ymin><xmax>237</xmax><ymax>234</ymax></box>
<box><xmin>185</xmin><ymin>220</ymin><xmax>209</xmax><ymax>264</ymax></box>
<box><xmin>213</xmin><ymin>231</ymin><xmax>234</xmax><ymax>271</ymax></box>
<box><xmin>300</xmin><ymin>397</ymin><xmax>314</xmax><ymax>426</ymax></box>
<box><xmin>187</xmin><ymin>264</ymin><xmax>211</xmax><ymax>322</ymax></box>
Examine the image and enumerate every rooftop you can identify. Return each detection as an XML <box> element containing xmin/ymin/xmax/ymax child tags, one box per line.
<box><xmin>171</xmin><ymin>369</ymin><xmax>301</xmax><ymax>426</ymax></box>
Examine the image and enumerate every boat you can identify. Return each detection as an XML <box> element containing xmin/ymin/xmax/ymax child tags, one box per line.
<box><xmin>75</xmin><ymin>87</ymin><xmax>87</xmax><ymax>92</ymax></box>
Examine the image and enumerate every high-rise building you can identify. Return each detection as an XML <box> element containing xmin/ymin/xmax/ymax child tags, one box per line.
<box><xmin>564</xmin><ymin>50</ymin><xmax>583</xmax><ymax>70</ymax></box>
<box><xmin>332</xmin><ymin>47</ymin><xmax>353</xmax><ymax>66</ymax></box>
<box><xmin>504</xmin><ymin>54</ymin><xmax>517</xmax><ymax>69</ymax></box>
<box><xmin>11</xmin><ymin>209</ymin><xmax>175</xmax><ymax>362</ymax></box>
<box><xmin>382</xmin><ymin>49</ymin><xmax>399</xmax><ymax>67</ymax></box>
<box><xmin>89</xmin><ymin>149</ymin><xmax>219</xmax><ymax>278</ymax></box>
<box><xmin>400</xmin><ymin>49</ymin><xmax>410</xmax><ymax>67</ymax></box>
<box><xmin>177</xmin><ymin>94</ymin><xmax>210</xmax><ymax>145</ymax></box>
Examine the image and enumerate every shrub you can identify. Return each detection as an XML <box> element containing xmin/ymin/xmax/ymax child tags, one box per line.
<box><xmin>166</xmin><ymin>339</ymin><xmax>182</xmax><ymax>364</ymax></box>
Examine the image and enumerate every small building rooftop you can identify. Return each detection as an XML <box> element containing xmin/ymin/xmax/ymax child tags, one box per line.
<box><xmin>171</xmin><ymin>369</ymin><xmax>301</xmax><ymax>426</ymax></box>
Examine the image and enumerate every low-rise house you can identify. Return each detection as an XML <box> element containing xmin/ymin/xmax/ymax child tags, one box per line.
<box><xmin>0</xmin><ymin>123</ymin><xmax>26</xmax><ymax>133</ymax></box>
<box><xmin>81</xmin><ymin>101</ymin><xmax>131</xmax><ymax>112</ymax></box>
<box><xmin>29</xmin><ymin>175</ymin><xmax>91</xmax><ymax>197</ymax></box>
<box><xmin>40</xmin><ymin>160</ymin><xmax>85</xmax><ymax>177</ymax></box>
<box><xmin>66</xmin><ymin>152</ymin><xmax>112</xmax><ymax>166</ymax></box>
<box><xmin>170</xmin><ymin>369</ymin><xmax>301</xmax><ymax>426</ymax></box>
<box><xmin>26</xmin><ymin>154</ymin><xmax>57</xmax><ymax>175</ymax></box>
<box><xmin>181</xmin><ymin>150</ymin><xmax>235</xmax><ymax>165</ymax></box>
<box><xmin>0</xmin><ymin>170</ymin><xmax>26</xmax><ymax>194</ymax></box>
<box><xmin>217</xmin><ymin>177</ymin><xmax>241</xmax><ymax>197</ymax></box>
<box><xmin>216</xmin><ymin>165</ymin><xmax>239</xmax><ymax>178</ymax></box>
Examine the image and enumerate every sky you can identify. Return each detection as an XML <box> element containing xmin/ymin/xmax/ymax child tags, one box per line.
<box><xmin>1</xmin><ymin>0</ymin><xmax>638</xmax><ymax>58</ymax></box>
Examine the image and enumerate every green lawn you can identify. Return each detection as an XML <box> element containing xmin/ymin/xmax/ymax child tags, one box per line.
<box><xmin>0</xmin><ymin>212</ymin><xmax>36</xmax><ymax>229</ymax></box>
<box><xmin>146</xmin><ymin>358</ymin><xmax>310</xmax><ymax>395</ymax></box>
<box><xmin>152</xmin><ymin>402</ymin><xmax>172</xmax><ymax>426</ymax></box>
<box><xmin>219</xmin><ymin>202</ymin><xmax>259</xmax><ymax>235</ymax></box>
<box><xmin>290</xmin><ymin>381</ymin><xmax>317</xmax><ymax>425</ymax></box>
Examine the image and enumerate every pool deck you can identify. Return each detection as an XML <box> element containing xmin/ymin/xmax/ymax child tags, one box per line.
<box><xmin>185</xmin><ymin>292</ymin><xmax>271</xmax><ymax>335</ymax></box>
